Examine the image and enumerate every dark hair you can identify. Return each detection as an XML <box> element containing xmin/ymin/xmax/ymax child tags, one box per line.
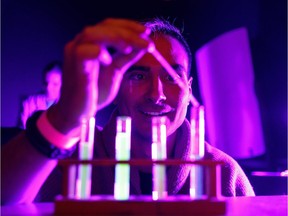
<box><xmin>42</xmin><ymin>61</ymin><xmax>62</xmax><ymax>83</ymax></box>
<box><xmin>143</xmin><ymin>18</ymin><xmax>192</xmax><ymax>75</ymax></box>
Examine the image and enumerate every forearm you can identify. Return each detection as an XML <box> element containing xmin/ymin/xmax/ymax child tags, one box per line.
<box><xmin>1</xmin><ymin>131</ymin><xmax>57</xmax><ymax>205</ymax></box>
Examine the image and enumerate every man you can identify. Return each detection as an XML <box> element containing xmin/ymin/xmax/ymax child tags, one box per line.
<box><xmin>1</xmin><ymin>18</ymin><xmax>254</xmax><ymax>205</ymax></box>
<box><xmin>20</xmin><ymin>61</ymin><xmax>62</xmax><ymax>128</ymax></box>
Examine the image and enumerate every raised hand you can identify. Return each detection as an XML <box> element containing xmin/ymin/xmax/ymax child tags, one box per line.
<box><xmin>48</xmin><ymin>18</ymin><xmax>153</xmax><ymax>134</ymax></box>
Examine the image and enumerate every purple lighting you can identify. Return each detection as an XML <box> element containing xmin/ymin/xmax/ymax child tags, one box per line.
<box><xmin>196</xmin><ymin>28</ymin><xmax>265</xmax><ymax>159</ymax></box>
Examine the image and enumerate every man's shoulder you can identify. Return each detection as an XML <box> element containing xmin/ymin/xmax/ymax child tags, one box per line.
<box><xmin>204</xmin><ymin>143</ymin><xmax>255</xmax><ymax>196</ymax></box>
<box><xmin>204</xmin><ymin>142</ymin><xmax>238</xmax><ymax>166</ymax></box>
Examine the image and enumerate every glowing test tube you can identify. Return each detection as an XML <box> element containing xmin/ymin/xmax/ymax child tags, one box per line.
<box><xmin>190</xmin><ymin>105</ymin><xmax>205</xmax><ymax>199</ymax></box>
<box><xmin>76</xmin><ymin>117</ymin><xmax>95</xmax><ymax>199</ymax></box>
<box><xmin>151</xmin><ymin>116</ymin><xmax>167</xmax><ymax>200</ymax></box>
<box><xmin>114</xmin><ymin>116</ymin><xmax>131</xmax><ymax>200</ymax></box>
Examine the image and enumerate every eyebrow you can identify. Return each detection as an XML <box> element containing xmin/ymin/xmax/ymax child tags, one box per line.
<box><xmin>126</xmin><ymin>65</ymin><xmax>150</xmax><ymax>72</ymax></box>
<box><xmin>172</xmin><ymin>64</ymin><xmax>187</xmax><ymax>75</ymax></box>
<box><xmin>127</xmin><ymin>64</ymin><xmax>187</xmax><ymax>75</ymax></box>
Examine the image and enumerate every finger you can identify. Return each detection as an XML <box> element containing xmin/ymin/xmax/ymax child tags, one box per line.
<box><xmin>66</xmin><ymin>39</ymin><xmax>113</xmax><ymax>66</ymax></box>
<box><xmin>83</xmin><ymin>59</ymin><xmax>99</xmax><ymax>117</ymax></box>
<box><xmin>77</xmin><ymin>24</ymin><xmax>152</xmax><ymax>54</ymax></box>
<box><xmin>98</xmin><ymin>48</ymin><xmax>112</xmax><ymax>65</ymax></box>
<box><xmin>110</xmin><ymin>48</ymin><xmax>147</xmax><ymax>73</ymax></box>
<box><xmin>74</xmin><ymin>43</ymin><xmax>101</xmax><ymax>61</ymax></box>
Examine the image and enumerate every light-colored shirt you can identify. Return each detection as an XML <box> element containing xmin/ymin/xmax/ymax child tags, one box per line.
<box><xmin>20</xmin><ymin>94</ymin><xmax>55</xmax><ymax>128</ymax></box>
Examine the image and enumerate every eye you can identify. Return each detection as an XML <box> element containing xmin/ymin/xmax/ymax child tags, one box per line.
<box><xmin>167</xmin><ymin>75</ymin><xmax>175</xmax><ymax>81</ymax></box>
<box><xmin>129</xmin><ymin>72</ymin><xmax>146</xmax><ymax>81</ymax></box>
<box><xmin>166</xmin><ymin>74</ymin><xmax>181</xmax><ymax>83</ymax></box>
<box><xmin>163</xmin><ymin>64</ymin><xmax>186</xmax><ymax>83</ymax></box>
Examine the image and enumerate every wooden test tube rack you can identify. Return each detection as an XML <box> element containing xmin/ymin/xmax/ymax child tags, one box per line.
<box><xmin>55</xmin><ymin>159</ymin><xmax>226</xmax><ymax>215</ymax></box>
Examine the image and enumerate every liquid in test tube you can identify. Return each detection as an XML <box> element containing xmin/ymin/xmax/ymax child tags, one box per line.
<box><xmin>190</xmin><ymin>106</ymin><xmax>205</xmax><ymax>199</ymax></box>
<box><xmin>114</xmin><ymin>116</ymin><xmax>131</xmax><ymax>200</ymax></box>
<box><xmin>76</xmin><ymin>117</ymin><xmax>95</xmax><ymax>199</ymax></box>
<box><xmin>151</xmin><ymin>116</ymin><xmax>167</xmax><ymax>200</ymax></box>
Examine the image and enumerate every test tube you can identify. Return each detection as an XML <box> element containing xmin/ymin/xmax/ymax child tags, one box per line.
<box><xmin>190</xmin><ymin>105</ymin><xmax>205</xmax><ymax>199</ymax></box>
<box><xmin>151</xmin><ymin>116</ymin><xmax>167</xmax><ymax>200</ymax></box>
<box><xmin>114</xmin><ymin>116</ymin><xmax>131</xmax><ymax>200</ymax></box>
<box><xmin>76</xmin><ymin>117</ymin><xmax>95</xmax><ymax>199</ymax></box>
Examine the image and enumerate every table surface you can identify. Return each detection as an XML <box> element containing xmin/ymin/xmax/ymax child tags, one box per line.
<box><xmin>1</xmin><ymin>195</ymin><xmax>287</xmax><ymax>216</ymax></box>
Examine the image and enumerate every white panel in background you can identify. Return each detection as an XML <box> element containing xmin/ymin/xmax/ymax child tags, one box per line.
<box><xmin>196</xmin><ymin>27</ymin><xmax>265</xmax><ymax>159</ymax></box>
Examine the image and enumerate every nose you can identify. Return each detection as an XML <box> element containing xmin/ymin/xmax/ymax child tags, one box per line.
<box><xmin>146</xmin><ymin>77</ymin><xmax>167</xmax><ymax>104</ymax></box>
<box><xmin>46</xmin><ymin>83</ymin><xmax>51</xmax><ymax>92</ymax></box>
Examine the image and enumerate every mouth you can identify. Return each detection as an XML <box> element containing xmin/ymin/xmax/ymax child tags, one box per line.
<box><xmin>141</xmin><ymin>111</ymin><xmax>171</xmax><ymax>117</ymax></box>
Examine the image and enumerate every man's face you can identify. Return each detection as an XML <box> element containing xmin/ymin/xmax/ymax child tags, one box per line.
<box><xmin>45</xmin><ymin>69</ymin><xmax>62</xmax><ymax>101</ymax></box>
<box><xmin>116</xmin><ymin>35</ymin><xmax>192</xmax><ymax>140</ymax></box>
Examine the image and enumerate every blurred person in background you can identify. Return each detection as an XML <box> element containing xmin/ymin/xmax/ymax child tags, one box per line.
<box><xmin>19</xmin><ymin>61</ymin><xmax>62</xmax><ymax>128</ymax></box>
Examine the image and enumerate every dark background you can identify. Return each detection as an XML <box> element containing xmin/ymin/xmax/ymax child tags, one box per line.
<box><xmin>1</xmin><ymin>0</ymin><xmax>287</xmax><ymax>173</ymax></box>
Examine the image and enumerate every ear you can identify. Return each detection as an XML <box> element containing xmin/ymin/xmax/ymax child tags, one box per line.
<box><xmin>188</xmin><ymin>76</ymin><xmax>193</xmax><ymax>89</ymax></box>
<box><xmin>188</xmin><ymin>76</ymin><xmax>193</xmax><ymax>103</ymax></box>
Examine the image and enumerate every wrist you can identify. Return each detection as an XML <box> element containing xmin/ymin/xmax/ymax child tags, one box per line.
<box><xmin>37</xmin><ymin>111</ymin><xmax>80</xmax><ymax>149</ymax></box>
<box><xmin>26</xmin><ymin>111</ymin><xmax>78</xmax><ymax>159</ymax></box>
